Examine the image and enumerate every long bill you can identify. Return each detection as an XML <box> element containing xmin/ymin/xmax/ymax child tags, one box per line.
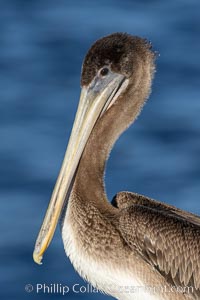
<box><xmin>33</xmin><ymin>72</ymin><xmax>127</xmax><ymax>265</ymax></box>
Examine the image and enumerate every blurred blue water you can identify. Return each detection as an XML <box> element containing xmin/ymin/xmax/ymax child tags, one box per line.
<box><xmin>0</xmin><ymin>1</ymin><xmax>200</xmax><ymax>299</ymax></box>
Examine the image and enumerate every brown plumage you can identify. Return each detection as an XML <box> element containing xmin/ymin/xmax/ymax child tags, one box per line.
<box><xmin>115</xmin><ymin>192</ymin><xmax>200</xmax><ymax>295</ymax></box>
<box><xmin>33</xmin><ymin>33</ymin><xmax>200</xmax><ymax>300</ymax></box>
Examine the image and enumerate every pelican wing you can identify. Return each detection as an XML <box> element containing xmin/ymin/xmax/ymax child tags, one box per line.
<box><xmin>118</xmin><ymin>197</ymin><xmax>200</xmax><ymax>296</ymax></box>
<box><xmin>112</xmin><ymin>191</ymin><xmax>200</xmax><ymax>226</ymax></box>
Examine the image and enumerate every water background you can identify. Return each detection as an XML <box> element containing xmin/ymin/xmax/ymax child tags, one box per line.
<box><xmin>1</xmin><ymin>1</ymin><xmax>200</xmax><ymax>299</ymax></box>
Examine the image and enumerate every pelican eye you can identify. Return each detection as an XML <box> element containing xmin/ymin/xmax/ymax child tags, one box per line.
<box><xmin>100</xmin><ymin>67</ymin><xmax>109</xmax><ymax>77</ymax></box>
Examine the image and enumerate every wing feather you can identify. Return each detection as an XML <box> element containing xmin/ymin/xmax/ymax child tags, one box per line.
<box><xmin>118</xmin><ymin>203</ymin><xmax>200</xmax><ymax>296</ymax></box>
<box><xmin>112</xmin><ymin>191</ymin><xmax>200</xmax><ymax>226</ymax></box>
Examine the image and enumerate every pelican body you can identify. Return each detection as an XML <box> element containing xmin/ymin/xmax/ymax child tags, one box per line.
<box><xmin>33</xmin><ymin>33</ymin><xmax>200</xmax><ymax>300</ymax></box>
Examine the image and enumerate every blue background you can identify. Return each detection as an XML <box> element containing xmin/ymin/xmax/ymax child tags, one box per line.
<box><xmin>1</xmin><ymin>1</ymin><xmax>200</xmax><ymax>299</ymax></box>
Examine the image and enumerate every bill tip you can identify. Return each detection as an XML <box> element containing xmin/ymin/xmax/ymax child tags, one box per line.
<box><xmin>33</xmin><ymin>251</ymin><xmax>43</xmax><ymax>265</ymax></box>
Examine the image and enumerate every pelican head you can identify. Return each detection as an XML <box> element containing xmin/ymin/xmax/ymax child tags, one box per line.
<box><xmin>33</xmin><ymin>33</ymin><xmax>155</xmax><ymax>264</ymax></box>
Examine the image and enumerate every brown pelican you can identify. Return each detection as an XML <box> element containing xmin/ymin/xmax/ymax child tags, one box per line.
<box><xmin>33</xmin><ymin>33</ymin><xmax>200</xmax><ymax>300</ymax></box>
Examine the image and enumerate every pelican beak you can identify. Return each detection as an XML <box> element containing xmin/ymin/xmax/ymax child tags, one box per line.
<box><xmin>33</xmin><ymin>71</ymin><xmax>127</xmax><ymax>264</ymax></box>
